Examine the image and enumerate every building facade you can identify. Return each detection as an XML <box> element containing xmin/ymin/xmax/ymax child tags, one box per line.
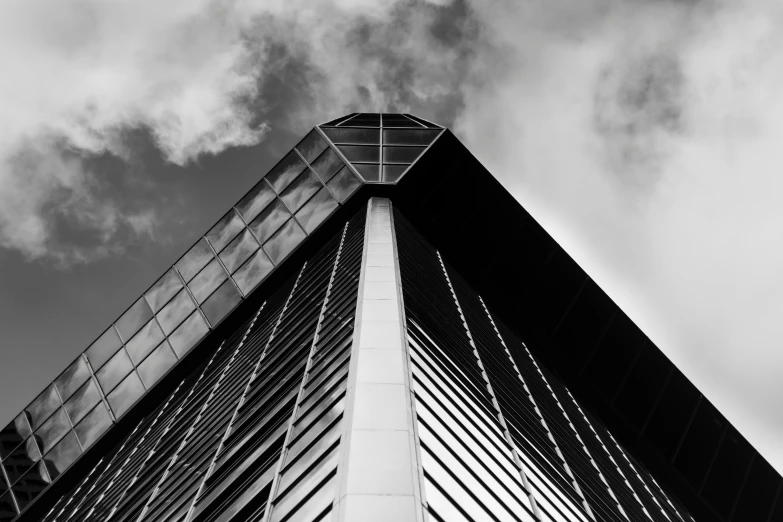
<box><xmin>1</xmin><ymin>114</ymin><xmax>779</xmax><ymax>522</ymax></box>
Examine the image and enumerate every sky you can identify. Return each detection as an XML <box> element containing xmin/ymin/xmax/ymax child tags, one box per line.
<box><xmin>2</xmin><ymin>0</ymin><xmax>783</xmax><ymax>476</ymax></box>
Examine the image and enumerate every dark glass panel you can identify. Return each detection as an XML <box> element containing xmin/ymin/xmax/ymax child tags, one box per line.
<box><xmin>107</xmin><ymin>372</ymin><xmax>145</xmax><ymax>418</ymax></box>
<box><xmin>237</xmin><ymin>179</ymin><xmax>276</xmax><ymax>223</ymax></box>
<box><xmin>12</xmin><ymin>461</ymin><xmax>50</xmax><ymax>510</ymax></box>
<box><xmin>263</xmin><ymin>219</ymin><xmax>306</xmax><ymax>265</ymax></box>
<box><xmin>337</xmin><ymin>145</ymin><xmax>379</xmax><ymax>163</ymax></box>
<box><xmin>201</xmin><ymin>280</ymin><xmax>242</xmax><ymax>326</ymax></box>
<box><xmin>1</xmin><ymin>414</ymin><xmax>31</xmax><ymax>460</ymax></box>
<box><xmin>310</xmin><ymin>148</ymin><xmax>345</xmax><ymax>183</ymax></box>
<box><xmin>279</xmin><ymin>438</ymin><xmax>339</xmax><ymax>494</ymax></box>
<box><xmin>2</xmin><ymin>438</ymin><xmax>41</xmax><ymax>484</ymax></box>
<box><xmin>382</xmin><ymin>164</ymin><xmax>408</xmax><ymax>183</ymax></box>
<box><xmin>168</xmin><ymin>311</ymin><xmax>210</xmax><ymax>358</ymax></box>
<box><xmin>64</xmin><ymin>379</ymin><xmax>101</xmax><ymax>426</ymax></box>
<box><xmin>85</xmin><ymin>326</ymin><xmax>122</xmax><ymax>371</ymax></box>
<box><xmin>321</xmin><ymin>127</ymin><xmax>379</xmax><ymax>144</ymax></box>
<box><xmin>295</xmin><ymin>188</ymin><xmax>338</xmax><ymax>234</ymax></box>
<box><xmin>206</xmin><ymin>209</ymin><xmax>245</xmax><ymax>253</ymax></box>
<box><xmin>176</xmin><ymin>238</ymin><xmax>214</xmax><ymax>282</ymax></box>
<box><xmin>96</xmin><ymin>348</ymin><xmax>133</xmax><ymax>394</ymax></box>
<box><xmin>25</xmin><ymin>386</ymin><xmax>60</xmax><ymax>431</ymax></box>
<box><xmin>296</xmin><ymin>129</ymin><xmax>329</xmax><ymax>164</ymax></box>
<box><xmin>54</xmin><ymin>357</ymin><xmax>91</xmax><ymax>402</ymax></box>
<box><xmin>232</xmin><ymin>249</ymin><xmax>274</xmax><ymax>296</ymax></box>
<box><xmin>383</xmin><ymin>146</ymin><xmax>424</xmax><ymax>164</ymax></box>
<box><xmin>144</xmin><ymin>268</ymin><xmax>183</xmax><ymax>313</ymax></box>
<box><xmin>74</xmin><ymin>403</ymin><xmax>112</xmax><ymax>450</ymax></box>
<box><xmin>32</xmin><ymin>408</ymin><xmax>70</xmax><ymax>454</ymax></box>
<box><xmin>270</xmin><ymin>468</ymin><xmax>336</xmax><ymax>522</ymax></box>
<box><xmin>343</xmin><ymin>114</ymin><xmax>379</xmax><ymax>127</ymax></box>
<box><xmin>219</xmin><ymin>228</ymin><xmax>260</xmax><ymax>274</ymax></box>
<box><xmin>138</xmin><ymin>342</ymin><xmax>177</xmax><ymax>388</ymax></box>
<box><xmin>0</xmin><ymin>492</ymin><xmax>16</xmax><ymax>521</ymax></box>
<box><xmin>266</xmin><ymin>150</ymin><xmax>307</xmax><ymax>193</ymax></box>
<box><xmin>353</xmin><ymin>163</ymin><xmax>380</xmax><ymax>181</ymax></box>
<box><xmin>189</xmin><ymin>258</ymin><xmax>228</xmax><ymax>304</ymax></box>
<box><xmin>42</xmin><ymin>431</ymin><xmax>80</xmax><ymax>479</ymax></box>
<box><xmin>115</xmin><ymin>297</ymin><xmax>153</xmax><ymax>343</ymax></box>
<box><xmin>326</xmin><ymin>166</ymin><xmax>362</xmax><ymax>202</ymax></box>
<box><xmin>125</xmin><ymin>318</ymin><xmax>164</xmax><ymax>365</ymax></box>
<box><xmin>281</xmin><ymin>171</ymin><xmax>322</xmax><ymax>212</ymax></box>
<box><xmin>156</xmin><ymin>289</ymin><xmax>196</xmax><ymax>335</ymax></box>
<box><xmin>249</xmin><ymin>199</ymin><xmax>290</xmax><ymax>244</ymax></box>
<box><xmin>383</xmin><ymin>128</ymin><xmax>440</xmax><ymax>145</ymax></box>
<box><xmin>322</xmin><ymin>113</ymin><xmax>356</xmax><ymax>126</ymax></box>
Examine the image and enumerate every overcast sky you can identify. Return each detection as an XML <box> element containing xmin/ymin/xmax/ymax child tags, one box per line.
<box><xmin>2</xmin><ymin>0</ymin><xmax>783</xmax><ymax>475</ymax></box>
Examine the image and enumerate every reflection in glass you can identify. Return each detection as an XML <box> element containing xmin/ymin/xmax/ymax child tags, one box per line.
<box><xmin>0</xmin><ymin>492</ymin><xmax>16</xmax><ymax>519</ymax></box>
<box><xmin>383</xmin><ymin>128</ymin><xmax>440</xmax><ymax>145</ymax></box>
<box><xmin>310</xmin><ymin>148</ymin><xmax>344</xmax><ymax>183</ymax></box>
<box><xmin>107</xmin><ymin>372</ymin><xmax>145</xmax><ymax>419</ymax></box>
<box><xmin>54</xmin><ymin>357</ymin><xmax>91</xmax><ymax>403</ymax></box>
<box><xmin>138</xmin><ymin>342</ymin><xmax>177</xmax><ymax>388</ymax></box>
<box><xmin>237</xmin><ymin>179</ymin><xmax>276</xmax><ymax>223</ymax></box>
<box><xmin>25</xmin><ymin>386</ymin><xmax>60</xmax><ymax>431</ymax></box>
<box><xmin>295</xmin><ymin>188</ymin><xmax>338</xmax><ymax>234</ymax></box>
<box><xmin>12</xmin><ymin>461</ymin><xmax>50</xmax><ymax>510</ymax></box>
<box><xmin>96</xmin><ymin>349</ymin><xmax>133</xmax><ymax>394</ymax></box>
<box><xmin>3</xmin><ymin>438</ymin><xmax>41</xmax><ymax>484</ymax></box>
<box><xmin>33</xmin><ymin>408</ymin><xmax>70</xmax><ymax>454</ymax></box>
<box><xmin>383</xmin><ymin>146</ymin><xmax>425</xmax><ymax>164</ymax></box>
<box><xmin>281</xmin><ymin>171</ymin><xmax>322</xmax><ymax>213</ymax></box>
<box><xmin>320</xmin><ymin>127</ymin><xmax>380</xmax><ymax>144</ymax></box>
<box><xmin>206</xmin><ymin>209</ymin><xmax>245</xmax><ymax>253</ymax></box>
<box><xmin>336</xmin><ymin>145</ymin><xmax>379</xmax><ymax>163</ymax></box>
<box><xmin>278</xmin><ymin>442</ymin><xmax>338</xmax><ymax>496</ymax></box>
<box><xmin>74</xmin><ymin>403</ymin><xmax>112</xmax><ymax>450</ymax></box>
<box><xmin>232</xmin><ymin>249</ymin><xmax>274</xmax><ymax>296</ymax></box>
<box><xmin>156</xmin><ymin>289</ymin><xmax>196</xmax><ymax>335</ymax></box>
<box><xmin>249</xmin><ymin>199</ymin><xmax>290</xmax><ymax>244</ymax></box>
<box><xmin>189</xmin><ymin>259</ymin><xmax>228</xmax><ymax>304</ymax></box>
<box><xmin>175</xmin><ymin>238</ymin><xmax>214</xmax><ymax>282</ymax></box>
<box><xmin>115</xmin><ymin>297</ymin><xmax>153</xmax><ymax>343</ymax></box>
<box><xmin>326</xmin><ymin>167</ymin><xmax>362</xmax><ymax>202</ymax></box>
<box><xmin>168</xmin><ymin>311</ymin><xmax>209</xmax><ymax>358</ymax></box>
<box><xmin>201</xmin><ymin>280</ymin><xmax>241</xmax><ymax>326</ymax></box>
<box><xmin>85</xmin><ymin>326</ymin><xmax>122</xmax><ymax>372</ymax></box>
<box><xmin>125</xmin><ymin>319</ymin><xmax>164</xmax><ymax>365</ymax></box>
<box><xmin>43</xmin><ymin>431</ymin><xmax>81</xmax><ymax>480</ymax></box>
<box><xmin>1</xmin><ymin>414</ymin><xmax>32</xmax><ymax>459</ymax></box>
<box><xmin>266</xmin><ymin>150</ymin><xmax>307</xmax><ymax>193</ymax></box>
<box><xmin>64</xmin><ymin>380</ymin><xmax>101</xmax><ymax>426</ymax></box>
<box><xmin>271</xmin><ymin>464</ymin><xmax>336</xmax><ymax>522</ymax></box>
<box><xmin>263</xmin><ymin>219</ymin><xmax>306</xmax><ymax>265</ymax></box>
<box><xmin>219</xmin><ymin>229</ymin><xmax>259</xmax><ymax>274</ymax></box>
<box><xmin>383</xmin><ymin>164</ymin><xmax>408</xmax><ymax>182</ymax></box>
<box><xmin>145</xmin><ymin>269</ymin><xmax>183</xmax><ymax>313</ymax></box>
<box><xmin>353</xmin><ymin>163</ymin><xmax>380</xmax><ymax>181</ymax></box>
<box><xmin>342</xmin><ymin>114</ymin><xmax>380</xmax><ymax>127</ymax></box>
<box><xmin>296</xmin><ymin>130</ymin><xmax>329</xmax><ymax>163</ymax></box>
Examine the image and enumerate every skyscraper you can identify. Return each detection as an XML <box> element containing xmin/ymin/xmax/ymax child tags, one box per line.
<box><xmin>0</xmin><ymin>113</ymin><xmax>778</xmax><ymax>522</ymax></box>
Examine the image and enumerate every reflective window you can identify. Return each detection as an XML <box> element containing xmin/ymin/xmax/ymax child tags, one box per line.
<box><xmin>296</xmin><ymin>130</ymin><xmax>329</xmax><ymax>163</ymax></box>
<box><xmin>236</xmin><ymin>179</ymin><xmax>276</xmax><ymax>223</ymax></box>
<box><xmin>85</xmin><ymin>326</ymin><xmax>122</xmax><ymax>371</ymax></box>
<box><xmin>168</xmin><ymin>311</ymin><xmax>209</xmax><ymax>358</ymax></box>
<box><xmin>74</xmin><ymin>403</ymin><xmax>112</xmax><ymax>450</ymax></box>
<box><xmin>383</xmin><ymin>146</ymin><xmax>425</xmax><ymax>164</ymax></box>
<box><xmin>232</xmin><ymin>249</ymin><xmax>274</xmax><ymax>296</ymax></box>
<box><xmin>125</xmin><ymin>319</ymin><xmax>164</xmax><ymax>365</ymax></box>
<box><xmin>1</xmin><ymin>414</ymin><xmax>32</xmax><ymax>459</ymax></box>
<box><xmin>138</xmin><ymin>342</ymin><xmax>177</xmax><ymax>388</ymax></box>
<box><xmin>263</xmin><ymin>219</ymin><xmax>305</xmax><ymax>265</ymax></box>
<box><xmin>383</xmin><ymin>128</ymin><xmax>440</xmax><ymax>145</ymax></box>
<box><xmin>281</xmin><ymin>170</ymin><xmax>322</xmax><ymax>212</ymax></box>
<box><xmin>201</xmin><ymin>281</ymin><xmax>241</xmax><ymax>326</ymax></box>
<box><xmin>156</xmin><ymin>289</ymin><xmax>196</xmax><ymax>335</ymax></box>
<box><xmin>175</xmin><ymin>238</ymin><xmax>214</xmax><ymax>282</ymax></box>
<box><xmin>96</xmin><ymin>348</ymin><xmax>133</xmax><ymax>394</ymax></box>
<box><xmin>33</xmin><ymin>408</ymin><xmax>70</xmax><ymax>454</ymax></box>
<box><xmin>343</xmin><ymin>114</ymin><xmax>380</xmax><ymax>127</ymax></box>
<box><xmin>321</xmin><ymin>127</ymin><xmax>380</xmax><ymax>144</ymax></box>
<box><xmin>189</xmin><ymin>258</ymin><xmax>228</xmax><ymax>304</ymax></box>
<box><xmin>249</xmin><ymin>199</ymin><xmax>290</xmax><ymax>244</ymax></box>
<box><xmin>4</xmin><ymin>438</ymin><xmax>42</xmax><ymax>484</ymax></box>
<box><xmin>266</xmin><ymin>150</ymin><xmax>307</xmax><ymax>193</ymax></box>
<box><xmin>115</xmin><ymin>297</ymin><xmax>153</xmax><ymax>343</ymax></box>
<box><xmin>0</xmin><ymin>492</ymin><xmax>16</xmax><ymax>519</ymax></box>
<box><xmin>383</xmin><ymin>164</ymin><xmax>408</xmax><ymax>182</ymax></box>
<box><xmin>54</xmin><ymin>357</ymin><xmax>91</xmax><ymax>403</ymax></box>
<box><xmin>353</xmin><ymin>163</ymin><xmax>380</xmax><ymax>181</ymax></box>
<box><xmin>310</xmin><ymin>148</ymin><xmax>344</xmax><ymax>183</ymax></box>
<box><xmin>326</xmin><ymin>166</ymin><xmax>362</xmax><ymax>202</ymax></box>
<box><xmin>337</xmin><ymin>145</ymin><xmax>379</xmax><ymax>163</ymax></box>
<box><xmin>144</xmin><ymin>269</ymin><xmax>182</xmax><ymax>313</ymax></box>
<box><xmin>219</xmin><ymin>229</ymin><xmax>259</xmax><ymax>274</ymax></box>
<box><xmin>13</xmin><ymin>461</ymin><xmax>50</xmax><ymax>509</ymax></box>
<box><xmin>43</xmin><ymin>431</ymin><xmax>80</xmax><ymax>480</ymax></box>
<box><xmin>64</xmin><ymin>380</ymin><xmax>101</xmax><ymax>426</ymax></box>
<box><xmin>295</xmin><ymin>188</ymin><xmax>338</xmax><ymax>234</ymax></box>
<box><xmin>107</xmin><ymin>372</ymin><xmax>145</xmax><ymax>418</ymax></box>
<box><xmin>25</xmin><ymin>386</ymin><xmax>60</xmax><ymax>431</ymax></box>
<box><xmin>206</xmin><ymin>209</ymin><xmax>245</xmax><ymax>253</ymax></box>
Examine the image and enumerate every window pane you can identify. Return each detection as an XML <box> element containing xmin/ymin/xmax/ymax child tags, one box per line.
<box><xmin>64</xmin><ymin>379</ymin><xmax>101</xmax><ymax>426</ymax></box>
<box><xmin>189</xmin><ymin>258</ymin><xmax>228</xmax><ymax>304</ymax></box>
<box><xmin>3</xmin><ymin>438</ymin><xmax>41</xmax><ymax>485</ymax></box>
<box><xmin>296</xmin><ymin>130</ymin><xmax>329</xmax><ymax>164</ymax></box>
<box><xmin>201</xmin><ymin>280</ymin><xmax>241</xmax><ymax>327</ymax></box>
<box><xmin>266</xmin><ymin>150</ymin><xmax>307</xmax><ymax>193</ymax></box>
<box><xmin>107</xmin><ymin>372</ymin><xmax>145</xmax><ymax>419</ymax></box>
<box><xmin>54</xmin><ymin>357</ymin><xmax>91</xmax><ymax>403</ymax></box>
<box><xmin>344</xmin><ymin>114</ymin><xmax>379</xmax><ymax>127</ymax></box>
<box><xmin>33</xmin><ymin>408</ymin><xmax>70</xmax><ymax>454</ymax></box>
<box><xmin>383</xmin><ymin>128</ymin><xmax>440</xmax><ymax>145</ymax></box>
<box><xmin>281</xmin><ymin>171</ymin><xmax>322</xmax><ymax>212</ymax></box>
<box><xmin>353</xmin><ymin>163</ymin><xmax>380</xmax><ymax>182</ymax></box>
<box><xmin>206</xmin><ymin>209</ymin><xmax>245</xmax><ymax>253</ymax></box>
<box><xmin>85</xmin><ymin>327</ymin><xmax>122</xmax><ymax>371</ymax></box>
<box><xmin>156</xmin><ymin>289</ymin><xmax>196</xmax><ymax>335</ymax></box>
<box><xmin>232</xmin><ymin>249</ymin><xmax>274</xmax><ymax>296</ymax></box>
<box><xmin>296</xmin><ymin>188</ymin><xmax>338</xmax><ymax>234</ymax></box>
<box><xmin>263</xmin><ymin>219</ymin><xmax>305</xmax><ymax>265</ymax></box>
<box><xmin>321</xmin><ymin>127</ymin><xmax>379</xmax><ymax>144</ymax></box>
<box><xmin>249</xmin><ymin>199</ymin><xmax>290</xmax><ymax>244</ymax></box>
<box><xmin>12</xmin><ymin>461</ymin><xmax>50</xmax><ymax>509</ymax></box>
<box><xmin>138</xmin><ymin>342</ymin><xmax>177</xmax><ymax>388</ymax></box>
<box><xmin>25</xmin><ymin>386</ymin><xmax>60</xmax><ymax>431</ymax></box>
<box><xmin>219</xmin><ymin>228</ymin><xmax>259</xmax><ymax>274</ymax></box>
<box><xmin>125</xmin><ymin>319</ymin><xmax>164</xmax><ymax>365</ymax></box>
<box><xmin>383</xmin><ymin>146</ymin><xmax>425</xmax><ymax>164</ymax></box>
<box><xmin>175</xmin><ymin>238</ymin><xmax>214</xmax><ymax>282</ymax></box>
<box><xmin>382</xmin><ymin>164</ymin><xmax>408</xmax><ymax>183</ymax></box>
<box><xmin>145</xmin><ymin>269</ymin><xmax>182</xmax><ymax>313</ymax></box>
<box><xmin>310</xmin><ymin>148</ymin><xmax>345</xmax><ymax>183</ymax></box>
<box><xmin>0</xmin><ymin>492</ymin><xmax>16</xmax><ymax>518</ymax></box>
<box><xmin>1</xmin><ymin>414</ymin><xmax>32</xmax><ymax>459</ymax></box>
<box><xmin>168</xmin><ymin>311</ymin><xmax>209</xmax><ymax>358</ymax></box>
<box><xmin>115</xmin><ymin>297</ymin><xmax>153</xmax><ymax>343</ymax></box>
<box><xmin>74</xmin><ymin>403</ymin><xmax>112</xmax><ymax>450</ymax></box>
<box><xmin>326</xmin><ymin>167</ymin><xmax>362</xmax><ymax>202</ymax></box>
<box><xmin>236</xmin><ymin>179</ymin><xmax>276</xmax><ymax>223</ymax></box>
<box><xmin>337</xmin><ymin>145</ymin><xmax>379</xmax><ymax>163</ymax></box>
<box><xmin>43</xmin><ymin>431</ymin><xmax>80</xmax><ymax>479</ymax></box>
<box><xmin>96</xmin><ymin>349</ymin><xmax>133</xmax><ymax>394</ymax></box>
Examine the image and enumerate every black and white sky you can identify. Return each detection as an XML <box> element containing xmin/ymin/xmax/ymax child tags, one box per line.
<box><xmin>2</xmin><ymin>0</ymin><xmax>783</xmax><ymax>473</ymax></box>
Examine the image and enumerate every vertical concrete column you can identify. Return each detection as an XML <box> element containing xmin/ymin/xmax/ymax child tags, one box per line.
<box><xmin>335</xmin><ymin>198</ymin><xmax>423</xmax><ymax>522</ymax></box>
